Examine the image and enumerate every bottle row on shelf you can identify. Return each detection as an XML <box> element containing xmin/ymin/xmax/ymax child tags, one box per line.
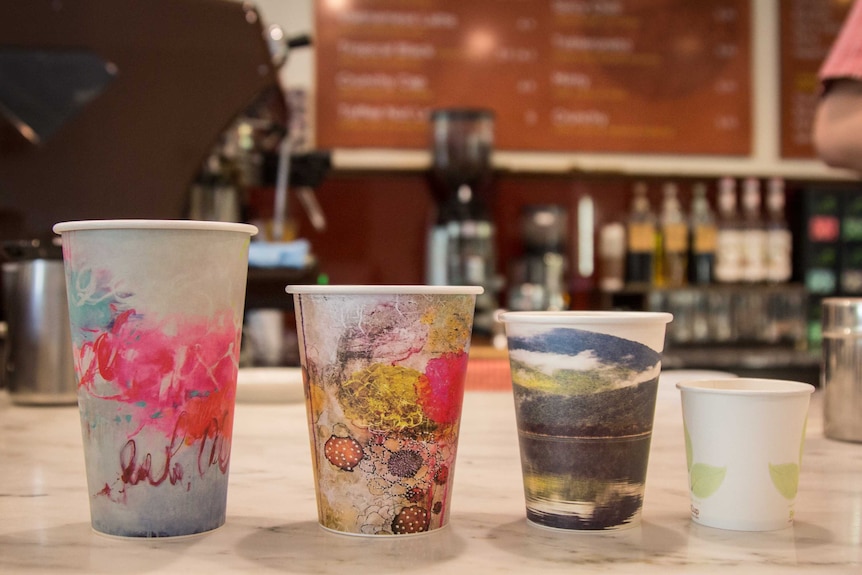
<box><xmin>599</xmin><ymin>177</ymin><xmax>793</xmax><ymax>291</ymax></box>
<box><xmin>647</xmin><ymin>284</ymin><xmax>807</xmax><ymax>348</ymax></box>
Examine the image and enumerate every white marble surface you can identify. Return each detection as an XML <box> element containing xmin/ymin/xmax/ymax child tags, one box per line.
<box><xmin>1</xmin><ymin>377</ymin><xmax>862</xmax><ymax>573</ymax></box>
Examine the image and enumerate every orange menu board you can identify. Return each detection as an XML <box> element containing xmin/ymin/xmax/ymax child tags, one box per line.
<box><xmin>314</xmin><ymin>0</ymin><xmax>751</xmax><ymax>155</ymax></box>
<box><xmin>779</xmin><ymin>0</ymin><xmax>851</xmax><ymax>158</ymax></box>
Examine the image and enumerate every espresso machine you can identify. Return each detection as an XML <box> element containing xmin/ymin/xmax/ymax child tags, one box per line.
<box><xmin>426</xmin><ymin>108</ymin><xmax>498</xmax><ymax>334</ymax></box>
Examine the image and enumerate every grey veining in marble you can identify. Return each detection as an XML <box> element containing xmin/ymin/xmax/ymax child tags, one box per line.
<box><xmin>1</xmin><ymin>376</ymin><xmax>861</xmax><ymax>573</ymax></box>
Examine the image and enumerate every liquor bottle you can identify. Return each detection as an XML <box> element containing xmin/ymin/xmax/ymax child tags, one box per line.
<box><xmin>599</xmin><ymin>222</ymin><xmax>626</xmax><ymax>292</ymax></box>
<box><xmin>765</xmin><ymin>177</ymin><xmax>793</xmax><ymax>283</ymax></box>
<box><xmin>688</xmin><ymin>182</ymin><xmax>717</xmax><ymax>284</ymax></box>
<box><xmin>740</xmin><ymin>177</ymin><xmax>767</xmax><ymax>283</ymax></box>
<box><xmin>625</xmin><ymin>182</ymin><xmax>656</xmax><ymax>285</ymax></box>
<box><xmin>655</xmin><ymin>182</ymin><xmax>688</xmax><ymax>287</ymax></box>
<box><xmin>714</xmin><ymin>176</ymin><xmax>743</xmax><ymax>283</ymax></box>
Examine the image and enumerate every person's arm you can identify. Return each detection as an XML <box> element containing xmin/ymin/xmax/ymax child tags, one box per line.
<box><xmin>811</xmin><ymin>1</ymin><xmax>862</xmax><ymax>172</ymax></box>
<box><xmin>813</xmin><ymin>78</ymin><xmax>862</xmax><ymax>173</ymax></box>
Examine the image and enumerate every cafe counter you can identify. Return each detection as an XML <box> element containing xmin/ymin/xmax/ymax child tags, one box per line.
<box><xmin>1</xmin><ymin>371</ymin><xmax>861</xmax><ymax>573</ymax></box>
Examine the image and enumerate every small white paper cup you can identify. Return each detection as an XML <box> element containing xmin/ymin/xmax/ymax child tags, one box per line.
<box><xmin>677</xmin><ymin>378</ymin><xmax>814</xmax><ymax>531</ymax></box>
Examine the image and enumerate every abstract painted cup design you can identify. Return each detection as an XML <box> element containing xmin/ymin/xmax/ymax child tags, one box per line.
<box><xmin>498</xmin><ymin>311</ymin><xmax>672</xmax><ymax>531</ymax></box>
<box><xmin>287</xmin><ymin>285</ymin><xmax>482</xmax><ymax>536</ymax></box>
<box><xmin>54</xmin><ymin>220</ymin><xmax>256</xmax><ymax>538</ymax></box>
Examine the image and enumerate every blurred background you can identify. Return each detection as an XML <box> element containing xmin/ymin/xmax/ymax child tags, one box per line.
<box><xmin>1</xmin><ymin>0</ymin><xmax>858</xmax><ymax>384</ymax></box>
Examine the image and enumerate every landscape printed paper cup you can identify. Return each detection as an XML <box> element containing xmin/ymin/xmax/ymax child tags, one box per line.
<box><xmin>53</xmin><ymin>220</ymin><xmax>257</xmax><ymax>538</ymax></box>
<box><xmin>677</xmin><ymin>378</ymin><xmax>814</xmax><ymax>531</ymax></box>
<box><xmin>287</xmin><ymin>285</ymin><xmax>483</xmax><ymax>536</ymax></box>
<box><xmin>498</xmin><ymin>311</ymin><xmax>672</xmax><ymax>531</ymax></box>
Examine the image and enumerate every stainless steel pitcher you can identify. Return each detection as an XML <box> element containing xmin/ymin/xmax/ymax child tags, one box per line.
<box><xmin>821</xmin><ymin>297</ymin><xmax>862</xmax><ymax>442</ymax></box>
<box><xmin>1</xmin><ymin>240</ymin><xmax>76</xmax><ymax>405</ymax></box>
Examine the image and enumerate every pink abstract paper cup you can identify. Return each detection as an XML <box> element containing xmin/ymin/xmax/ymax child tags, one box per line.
<box><xmin>286</xmin><ymin>285</ymin><xmax>483</xmax><ymax>536</ymax></box>
<box><xmin>53</xmin><ymin>219</ymin><xmax>257</xmax><ymax>538</ymax></box>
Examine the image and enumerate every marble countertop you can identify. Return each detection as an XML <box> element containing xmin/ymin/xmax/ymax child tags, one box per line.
<box><xmin>2</xmin><ymin>375</ymin><xmax>862</xmax><ymax>573</ymax></box>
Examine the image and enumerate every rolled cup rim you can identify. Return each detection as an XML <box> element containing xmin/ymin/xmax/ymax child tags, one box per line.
<box><xmin>821</xmin><ymin>297</ymin><xmax>862</xmax><ymax>307</ymax></box>
<box><xmin>676</xmin><ymin>378</ymin><xmax>815</xmax><ymax>396</ymax></box>
<box><xmin>286</xmin><ymin>284</ymin><xmax>484</xmax><ymax>295</ymax></box>
<box><xmin>53</xmin><ymin>220</ymin><xmax>259</xmax><ymax>236</ymax></box>
<box><xmin>497</xmin><ymin>310</ymin><xmax>673</xmax><ymax>325</ymax></box>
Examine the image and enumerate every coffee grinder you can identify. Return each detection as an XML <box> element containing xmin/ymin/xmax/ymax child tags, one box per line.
<box><xmin>426</xmin><ymin>108</ymin><xmax>498</xmax><ymax>334</ymax></box>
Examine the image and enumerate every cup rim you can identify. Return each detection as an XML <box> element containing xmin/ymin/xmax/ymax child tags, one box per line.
<box><xmin>676</xmin><ymin>378</ymin><xmax>815</xmax><ymax>396</ymax></box>
<box><xmin>53</xmin><ymin>220</ymin><xmax>259</xmax><ymax>236</ymax></box>
<box><xmin>821</xmin><ymin>297</ymin><xmax>862</xmax><ymax>307</ymax></box>
<box><xmin>286</xmin><ymin>284</ymin><xmax>484</xmax><ymax>295</ymax></box>
<box><xmin>497</xmin><ymin>310</ymin><xmax>673</xmax><ymax>325</ymax></box>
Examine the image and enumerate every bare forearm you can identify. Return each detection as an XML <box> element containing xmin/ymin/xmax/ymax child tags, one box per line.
<box><xmin>813</xmin><ymin>79</ymin><xmax>862</xmax><ymax>173</ymax></box>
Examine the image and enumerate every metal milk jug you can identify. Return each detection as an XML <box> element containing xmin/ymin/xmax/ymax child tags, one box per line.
<box><xmin>1</xmin><ymin>240</ymin><xmax>76</xmax><ymax>405</ymax></box>
<box><xmin>821</xmin><ymin>297</ymin><xmax>862</xmax><ymax>442</ymax></box>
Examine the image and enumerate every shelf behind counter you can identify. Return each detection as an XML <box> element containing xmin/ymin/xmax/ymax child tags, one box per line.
<box><xmin>247</xmin><ymin>274</ymin><xmax>822</xmax><ymax>385</ymax></box>
<box><xmin>598</xmin><ymin>282</ymin><xmax>820</xmax><ymax>385</ymax></box>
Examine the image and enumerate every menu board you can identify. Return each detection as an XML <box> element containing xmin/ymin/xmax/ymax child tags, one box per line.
<box><xmin>315</xmin><ymin>0</ymin><xmax>751</xmax><ymax>155</ymax></box>
<box><xmin>779</xmin><ymin>0</ymin><xmax>851</xmax><ymax>158</ymax></box>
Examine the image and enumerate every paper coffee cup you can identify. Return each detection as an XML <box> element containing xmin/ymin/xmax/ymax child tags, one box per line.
<box><xmin>54</xmin><ymin>219</ymin><xmax>256</xmax><ymax>538</ymax></box>
<box><xmin>677</xmin><ymin>378</ymin><xmax>814</xmax><ymax>531</ymax></box>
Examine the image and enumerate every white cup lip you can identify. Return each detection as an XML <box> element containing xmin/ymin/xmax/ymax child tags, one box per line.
<box><xmin>53</xmin><ymin>219</ymin><xmax>259</xmax><ymax>236</ymax></box>
<box><xmin>676</xmin><ymin>378</ymin><xmax>815</xmax><ymax>396</ymax></box>
<box><xmin>821</xmin><ymin>297</ymin><xmax>862</xmax><ymax>306</ymax></box>
<box><xmin>497</xmin><ymin>310</ymin><xmax>673</xmax><ymax>325</ymax></box>
<box><xmin>286</xmin><ymin>284</ymin><xmax>484</xmax><ymax>295</ymax></box>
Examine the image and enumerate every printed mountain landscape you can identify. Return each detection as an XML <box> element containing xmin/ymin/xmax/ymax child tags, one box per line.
<box><xmin>506</xmin><ymin>326</ymin><xmax>664</xmax><ymax>530</ymax></box>
<box><xmin>508</xmin><ymin>327</ymin><xmax>662</xmax><ymax>437</ymax></box>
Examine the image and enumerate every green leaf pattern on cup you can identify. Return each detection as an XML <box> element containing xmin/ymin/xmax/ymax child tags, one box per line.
<box><xmin>768</xmin><ymin>463</ymin><xmax>799</xmax><ymax>500</ymax></box>
<box><xmin>768</xmin><ymin>415</ymin><xmax>807</xmax><ymax>500</ymax></box>
<box><xmin>684</xmin><ymin>420</ymin><xmax>726</xmax><ymax>499</ymax></box>
<box><xmin>684</xmin><ymin>423</ymin><xmax>693</xmax><ymax>471</ymax></box>
<box><xmin>690</xmin><ymin>463</ymin><xmax>727</xmax><ymax>498</ymax></box>
<box><xmin>686</xmin><ymin>413</ymin><xmax>807</xmax><ymax>502</ymax></box>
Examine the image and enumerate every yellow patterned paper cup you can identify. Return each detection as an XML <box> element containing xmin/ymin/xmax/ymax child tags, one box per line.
<box><xmin>286</xmin><ymin>285</ymin><xmax>483</xmax><ymax>537</ymax></box>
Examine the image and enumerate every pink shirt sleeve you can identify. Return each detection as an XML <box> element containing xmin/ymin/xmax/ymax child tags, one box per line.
<box><xmin>820</xmin><ymin>1</ymin><xmax>862</xmax><ymax>82</ymax></box>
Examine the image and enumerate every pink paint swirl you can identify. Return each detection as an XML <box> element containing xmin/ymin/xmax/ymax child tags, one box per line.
<box><xmin>76</xmin><ymin>308</ymin><xmax>240</xmax><ymax>442</ymax></box>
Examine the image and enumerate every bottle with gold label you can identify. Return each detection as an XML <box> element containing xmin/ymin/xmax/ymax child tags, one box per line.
<box><xmin>625</xmin><ymin>182</ymin><xmax>656</xmax><ymax>286</ymax></box>
<box><xmin>656</xmin><ymin>182</ymin><xmax>688</xmax><ymax>287</ymax></box>
<box><xmin>688</xmin><ymin>182</ymin><xmax>717</xmax><ymax>284</ymax></box>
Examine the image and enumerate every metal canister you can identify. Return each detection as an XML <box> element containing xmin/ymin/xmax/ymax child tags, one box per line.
<box><xmin>1</xmin><ymin>240</ymin><xmax>76</xmax><ymax>405</ymax></box>
<box><xmin>821</xmin><ymin>298</ymin><xmax>862</xmax><ymax>442</ymax></box>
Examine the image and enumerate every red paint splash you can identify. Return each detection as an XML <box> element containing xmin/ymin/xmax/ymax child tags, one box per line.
<box><xmin>75</xmin><ymin>308</ymin><xmax>240</xmax><ymax>442</ymax></box>
<box><xmin>416</xmin><ymin>352</ymin><xmax>468</xmax><ymax>424</ymax></box>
